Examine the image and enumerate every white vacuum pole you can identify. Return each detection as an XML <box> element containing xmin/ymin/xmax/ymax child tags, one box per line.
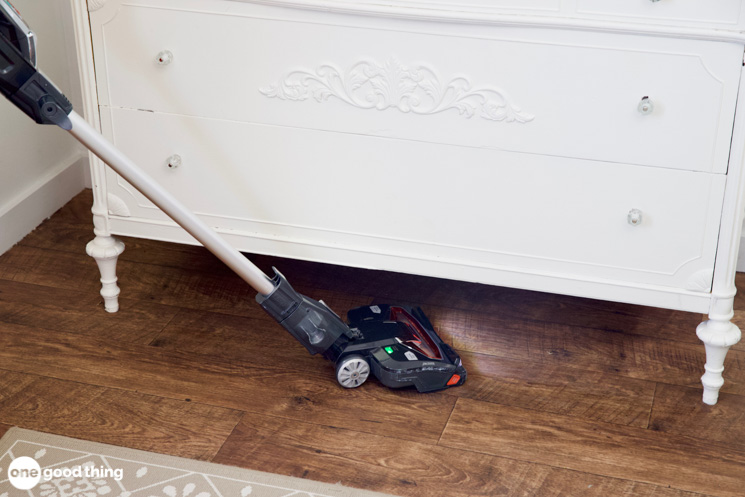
<box><xmin>67</xmin><ymin>111</ymin><xmax>276</xmax><ymax>296</ymax></box>
<box><xmin>2</xmin><ymin>3</ymin><xmax>360</xmax><ymax>362</ymax></box>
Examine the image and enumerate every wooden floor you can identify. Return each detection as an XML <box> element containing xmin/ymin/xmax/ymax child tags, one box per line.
<box><xmin>1</xmin><ymin>190</ymin><xmax>745</xmax><ymax>497</ymax></box>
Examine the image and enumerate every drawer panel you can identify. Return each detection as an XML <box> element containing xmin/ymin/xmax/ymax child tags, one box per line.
<box><xmin>101</xmin><ymin>108</ymin><xmax>725</xmax><ymax>292</ymax></box>
<box><xmin>89</xmin><ymin>0</ymin><xmax>742</xmax><ymax>173</ymax></box>
<box><xmin>576</xmin><ymin>0</ymin><xmax>743</xmax><ymax>27</ymax></box>
<box><xmin>359</xmin><ymin>0</ymin><xmax>561</xmax><ymax>14</ymax></box>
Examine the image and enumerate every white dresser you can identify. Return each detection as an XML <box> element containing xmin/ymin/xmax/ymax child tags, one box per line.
<box><xmin>71</xmin><ymin>0</ymin><xmax>745</xmax><ymax>405</ymax></box>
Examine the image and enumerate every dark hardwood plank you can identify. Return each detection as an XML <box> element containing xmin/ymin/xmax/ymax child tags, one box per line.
<box><xmin>0</xmin><ymin>279</ymin><xmax>177</xmax><ymax>343</ymax></box>
<box><xmin>6</xmin><ymin>234</ymin><xmax>721</xmax><ymax>392</ymax></box>
<box><xmin>151</xmin><ymin>312</ymin><xmax>656</xmax><ymax>427</ymax></box>
<box><xmin>0</xmin><ymin>244</ymin><xmax>257</xmax><ymax>315</ymax></box>
<box><xmin>214</xmin><ymin>412</ymin><xmax>709</xmax><ymax>497</ymax></box>
<box><xmin>0</xmin><ymin>245</ymin><xmax>102</xmax><ymax>292</ymax></box>
<box><xmin>454</xmin><ymin>351</ymin><xmax>655</xmax><ymax>427</ymax></box>
<box><xmin>3</xmin><ymin>244</ymin><xmax>733</xmax><ymax>404</ymax></box>
<box><xmin>0</xmin><ymin>423</ymin><xmax>12</xmax><ymax>439</ymax></box>
<box><xmin>0</xmin><ymin>245</ymin><xmax>368</xmax><ymax>320</ymax></box>
<box><xmin>728</xmin><ymin>309</ymin><xmax>745</xmax><ymax>352</ymax></box>
<box><xmin>259</xmin><ymin>253</ymin><xmax>683</xmax><ymax>348</ymax></box>
<box><xmin>0</xmin><ymin>368</ymin><xmax>37</xmax><ymax>402</ymax></box>
<box><xmin>0</xmin><ymin>322</ymin><xmax>455</xmax><ymax>445</ymax></box>
<box><xmin>436</xmin><ymin>304</ymin><xmax>745</xmax><ymax>395</ymax></box>
<box><xmin>439</xmin><ymin>398</ymin><xmax>745</xmax><ymax>497</ymax></box>
<box><xmin>7</xmin><ymin>240</ymin><xmax>724</xmax><ymax>397</ymax></box>
<box><xmin>42</xmin><ymin>189</ymin><xmax>96</xmax><ymax>225</ymax></box>
<box><xmin>0</xmin><ymin>369</ymin><xmax>242</xmax><ymax>460</ymax></box>
<box><xmin>148</xmin><ymin>306</ymin><xmax>368</xmax><ymax>371</ymax></box>
<box><xmin>733</xmin><ymin>272</ymin><xmax>745</xmax><ymax>310</ymax></box>
<box><xmin>649</xmin><ymin>383</ymin><xmax>745</xmax><ymax>447</ymax></box>
<box><xmin>421</xmin><ymin>296</ymin><xmax>714</xmax><ymax>351</ymax></box>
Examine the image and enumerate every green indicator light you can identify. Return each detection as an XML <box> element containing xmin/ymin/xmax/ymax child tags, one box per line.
<box><xmin>384</xmin><ymin>346</ymin><xmax>394</xmax><ymax>354</ymax></box>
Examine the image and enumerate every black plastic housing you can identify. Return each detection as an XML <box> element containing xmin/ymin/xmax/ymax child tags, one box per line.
<box><xmin>256</xmin><ymin>268</ymin><xmax>353</xmax><ymax>355</ymax></box>
<box><xmin>344</xmin><ymin>304</ymin><xmax>467</xmax><ymax>392</ymax></box>
<box><xmin>0</xmin><ymin>20</ymin><xmax>72</xmax><ymax>128</ymax></box>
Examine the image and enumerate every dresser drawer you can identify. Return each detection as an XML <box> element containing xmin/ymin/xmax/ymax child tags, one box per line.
<box><xmin>101</xmin><ymin>108</ymin><xmax>725</xmax><ymax>292</ymax></box>
<box><xmin>89</xmin><ymin>0</ymin><xmax>741</xmax><ymax>174</ymax></box>
<box><xmin>575</xmin><ymin>0</ymin><xmax>743</xmax><ymax>28</ymax></box>
<box><xmin>359</xmin><ymin>0</ymin><xmax>561</xmax><ymax>14</ymax></box>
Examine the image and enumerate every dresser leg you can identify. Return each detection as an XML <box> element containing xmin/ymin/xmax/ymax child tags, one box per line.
<box><xmin>696</xmin><ymin>313</ymin><xmax>741</xmax><ymax>405</ymax></box>
<box><xmin>86</xmin><ymin>235</ymin><xmax>126</xmax><ymax>313</ymax></box>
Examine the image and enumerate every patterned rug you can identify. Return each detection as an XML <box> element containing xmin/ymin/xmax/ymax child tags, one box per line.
<box><xmin>0</xmin><ymin>428</ymin><xmax>400</xmax><ymax>497</ymax></box>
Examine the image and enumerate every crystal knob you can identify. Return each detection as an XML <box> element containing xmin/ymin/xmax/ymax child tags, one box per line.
<box><xmin>166</xmin><ymin>154</ymin><xmax>181</xmax><ymax>169</ymax></box>
<box><xmin>638</xmin><ymin>96</ymin><xmax>654</xmax><ymax>115</ymax></box>
<box><xmin>156</xmin><ymin>50</ymin><xmax>173</xmax><ymax>66</ymax></box>
<box><xmin>628</xmin><ymin>209</ymin><xmax>643</xmax><ymax>226</ymax></box>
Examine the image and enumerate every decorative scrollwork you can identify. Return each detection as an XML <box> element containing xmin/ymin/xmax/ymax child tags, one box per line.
<box><xmin>686</xmin><ymin>269</ymin><xmax>713</xmax><ymax>293</ymax></box>
<box><xmin>260</xmin><ymin>58</ymin><xmax>534</xmax><ymax>123</ymax></box>
<box><xmin>88</xmin><ymin>0</ymin><xmax>108</xmax><ymax>11</ymax></box>
<box><xmin>106</xmin><ymin>193</ymin><xmax>130</xmax><ymax>217</ymax></box>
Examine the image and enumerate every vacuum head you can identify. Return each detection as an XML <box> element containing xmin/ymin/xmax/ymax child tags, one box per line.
<box><xmin>258</xmin><ymin>273</ymin><xmax>466</xmax><ymax>392</ymax></box>
<box><xmin>340</xmin><ymin>304</ymin><xmax>466</xmax><ymax>392</ymax></box>
<box><xmin>0</xmin><ymin>0</ymin><xmax>34</xmax><ymax>66</ymax></box>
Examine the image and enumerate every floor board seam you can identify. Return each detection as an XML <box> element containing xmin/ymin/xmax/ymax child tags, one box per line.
<box><xmin>436</xmin><ymin>398</ymin><xmax>458</xmax><ymax>446</ymax></box>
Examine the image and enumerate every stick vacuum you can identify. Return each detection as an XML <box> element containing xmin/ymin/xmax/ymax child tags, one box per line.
<box><xmin>0</xmin><ymin>1</ymin><xmax>465</xmax><ymax>392</ymax></box>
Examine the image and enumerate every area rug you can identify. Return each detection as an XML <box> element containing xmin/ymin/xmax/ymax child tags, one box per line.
<box><xmin>0</xmin><ymin>428</ymin><xmax>400</xmax><ymax>497</ymax></box>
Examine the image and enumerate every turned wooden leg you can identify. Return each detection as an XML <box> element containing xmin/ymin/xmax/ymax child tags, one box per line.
<box><xmin>86</xmin><ymin>235</ymin><xmax>125</xmax><ymax>313</ymax></box>
<box><xmin>696</xmin><ymin>305</ymin><xmax>742</xmax><ymax>405</ymax></box>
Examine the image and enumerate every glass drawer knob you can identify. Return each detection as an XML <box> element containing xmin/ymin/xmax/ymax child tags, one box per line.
<box><xmin>628</xmin><ymin>209</ymin><xmax>643</xmax><ymax>226</ymax></box>
<box><xmin>638</xmin><ymin>96</ymin><xmax>654</xmax><ymax>115</ymax></box>
<box><xmin>156</xmin><ymin>50</ymin><xmax>173</xmax><ymax>66</ymax></box>
<box><xmin>167</xmin><ymin>154</ymin><xmax>181</xmax><ymax>169</ymax></box>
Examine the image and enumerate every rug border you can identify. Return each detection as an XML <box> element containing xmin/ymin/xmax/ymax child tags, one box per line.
<box><xmin>0</xmin><ymin>427</ymin><xmax>401</xmax><ymax>497</ymax></box>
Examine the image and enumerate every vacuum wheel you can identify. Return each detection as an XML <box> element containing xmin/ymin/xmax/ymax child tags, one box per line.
<box><xmin>336</xmin><ymin>355</ymin><xmax>370</xmax><ymax>388</ymax></box>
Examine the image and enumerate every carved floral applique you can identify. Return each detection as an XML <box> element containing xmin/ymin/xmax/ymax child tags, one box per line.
<box><xmin>260</xmin><ymin>57</ymin><xmax>534</xmax><ymax>123</ymax></box>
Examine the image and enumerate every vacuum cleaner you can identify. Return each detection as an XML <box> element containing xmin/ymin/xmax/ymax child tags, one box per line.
<box><xmin>0</xmin><ymin>1</ymin><xmax>466</xmax><ymax>392</ymax></box>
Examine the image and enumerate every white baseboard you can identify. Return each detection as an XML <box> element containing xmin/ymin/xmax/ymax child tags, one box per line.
<box><xmin>0</xmin><ymin>153</ymin><xmax>88</xmax><ymax>256</ymax></box>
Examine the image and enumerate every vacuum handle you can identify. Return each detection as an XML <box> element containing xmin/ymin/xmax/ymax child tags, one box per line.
<box><xmin>0</xmin><ymin>4</ymin><xmax>72</xmax><ymax>128</ymax></box>
<box><xmin>0</xmin><ymin>4</ymin><xmax>357</xmax><ymax>355</ymax></box>
<box><xmin>1</xmin><ymin>5</ymin><xmax>274</xmax><ymax>294</ymax></box>
<box><xmin>66</xmin><ymin>111</ymin><xmax>276</xmax><ymax>296</ymax></box>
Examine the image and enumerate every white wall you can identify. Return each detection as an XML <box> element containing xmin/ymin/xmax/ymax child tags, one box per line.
<box><xmin>0</xmin><ymin>0</ymin><xmax>88</xmax><ymax>256</ymax></box>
